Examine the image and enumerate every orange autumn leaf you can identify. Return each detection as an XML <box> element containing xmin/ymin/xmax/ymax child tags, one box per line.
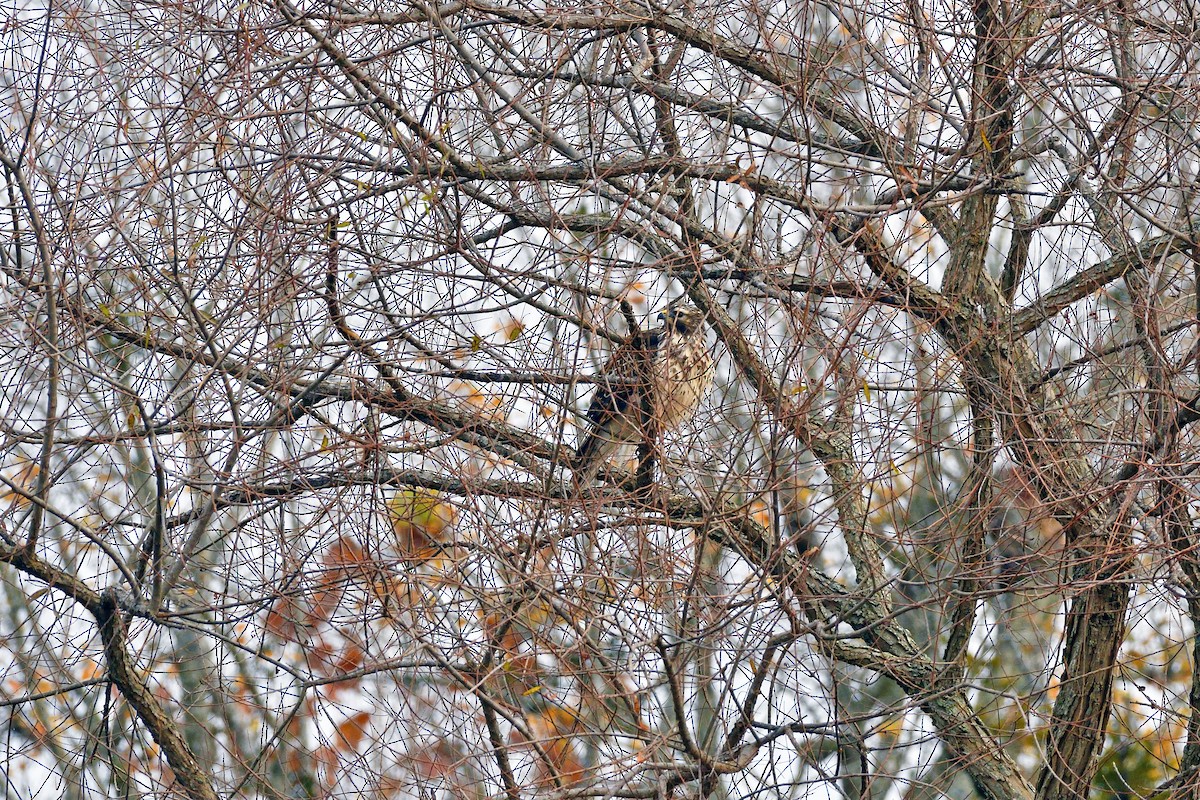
<box><xmin>307</xmin><ymin>638</ymin><xmax>337</xmax><ymax>674</ymax></box>
<box><xmin>265</xmin><ymin>595</ymin><xmax>305</xmax><ymax>640</ymax></box>
<box><xmin>308</xmin><ymin>579</ymin><xmax>345</xmax><ymax>627</ymax></box>
<box><xmin>314</xmin><ymin>536</ymin><xmax>385</xmax><ymax>622</ymax></box>
<box><xmin>335</xmin><ymin>711</ymin><xmax>371</xmax><ymax>751</ymax></box>
<box><xmin>1</xmin><ymin>461</ymin><xmax>39</xmax><ymax>508</ymax></box>
<box><xmin>524</xmin><ymin>706</ymin><xmax>587</xmax><ymax>784</ymax></box>
<box><xmin>749</xmin><ymin>498</ymin><xmax>772</xmax><ymax>528</ymax></box>
<box><xmin>325</xmin><ymin>536</ymin><xmax>367</xmax><ymax>567</ymax></box>
<box><xmin>312</xmin><ymin>745</ymin><xmax>340</xmax><ymax>794</ymax></box>
<box><xmin>407</xmin><ymin>739</ymin><xmax>459</xmax><ymax>780</ymax></box>
<box><xmin>447</xmin><ymin>380</ymin><xmax>504</xmax><ymax>419</ymax></box>
<box><xmin>333</xmin><ymin>643</ymin><xmax>364</xmax><ymax>677</ymax></box>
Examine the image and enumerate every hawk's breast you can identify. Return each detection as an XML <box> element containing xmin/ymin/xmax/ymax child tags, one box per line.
<box><xmin>654</xmin><ymin>337</ymin><xmax>714</xmax><ymax>429</ymax></box>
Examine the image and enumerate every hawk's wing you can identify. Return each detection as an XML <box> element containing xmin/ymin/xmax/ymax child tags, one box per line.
<box><xmin>576</xmin><ymin>328</ymin><xmax>662</xmax><ymax>472</ymax></box>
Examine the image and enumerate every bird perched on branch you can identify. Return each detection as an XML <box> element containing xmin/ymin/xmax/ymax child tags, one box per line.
<box><xmin>575</xmin><ymin>301</ymin><xmax>714</xmax><ymax>482</ymax></box>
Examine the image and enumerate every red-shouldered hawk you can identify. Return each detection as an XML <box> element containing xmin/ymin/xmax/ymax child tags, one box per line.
<box><xmin>575</xmin><ymin>302</ymin><xmax>714</xmax><ymax>482</ymax></box>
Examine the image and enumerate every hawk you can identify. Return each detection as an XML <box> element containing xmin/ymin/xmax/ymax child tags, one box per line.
<box><xmin>575</xmin><ymin>301</ymin><xmax>714</xmax><ymax>482</ymax></box>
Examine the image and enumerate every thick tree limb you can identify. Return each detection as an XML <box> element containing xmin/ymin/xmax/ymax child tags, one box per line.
<box><xmin>97</xmin><ymin>590</ymin><xmax>220</xmax><ymax>800</ymax></box>
<box><xmin>1009</xmin><ymin>232</ymin><xmax>1192</xmax><ymax>334</ymax></box>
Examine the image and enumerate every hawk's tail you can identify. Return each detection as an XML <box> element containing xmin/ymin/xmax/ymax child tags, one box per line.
<box><xmin>573</xmin><ymin>432</ymin><xmax>621</xmax><ymax>484</ymax></box>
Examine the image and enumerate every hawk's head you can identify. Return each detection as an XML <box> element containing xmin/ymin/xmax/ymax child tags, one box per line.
<box><xmin>659</xmin><ymin>301</ymin><xmax>705</xmax><ymax>336</ymax></box>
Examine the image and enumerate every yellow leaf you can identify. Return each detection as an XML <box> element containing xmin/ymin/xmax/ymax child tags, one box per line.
<box><xmin>387</xmin><ymin>488</ymin><xmax>456</xmax><ymax>563</ymax></box>
<box><xmin>499</xmin><ymin>318</ymin><xmax>524</xmax><ymax>341</ymax></box>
